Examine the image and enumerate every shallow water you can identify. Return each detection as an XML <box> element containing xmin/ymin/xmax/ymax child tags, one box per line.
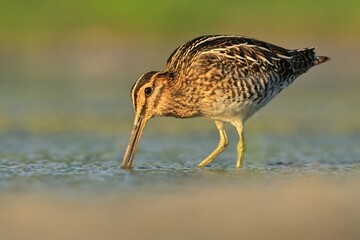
<box><xmin>1</xmin><ymin>132</ymin><xmax>359</xmax><ymax>240</ymax></box>
<box><xmin>1</xmin><ymin>131</ymin><xmax>359</xmax><ymax>196</ymax></box>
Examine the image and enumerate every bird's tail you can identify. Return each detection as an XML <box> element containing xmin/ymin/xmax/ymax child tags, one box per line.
<box><xmin>314</xmin><ymin>55</ymin><xmax>330</xmax><ymax>66</ymax></box>
<box><xmin>292</xmin><ymin>47</ymin><xmax>329</xmax><ymax>73</ymax></box>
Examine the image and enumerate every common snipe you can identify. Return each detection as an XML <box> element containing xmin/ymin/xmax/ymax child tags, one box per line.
<box><xmin>122</xmin><ymin>35</ymin><xmax>329</xmax><ymax>169</ymax></box>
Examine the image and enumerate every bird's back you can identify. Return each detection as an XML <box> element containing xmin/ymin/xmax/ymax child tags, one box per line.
<box><xmin>166</xmin><ymin>35</ymin><xmax>329</xmax><ymax>120</ymax></box>
<box><xmin>167</xmin><ymin>35</ymin><xmax>327</xmax><ymax>79</ymax></box>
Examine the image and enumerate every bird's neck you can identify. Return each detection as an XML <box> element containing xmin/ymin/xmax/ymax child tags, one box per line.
<box><xmin>156</xmin><ymin>82</ymin><xmax>201</xmax><ymax>119</ymax></box>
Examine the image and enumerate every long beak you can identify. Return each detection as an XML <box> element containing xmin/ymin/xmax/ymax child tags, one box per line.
<box><xmin>121</xmin><ymin>114</ymin><xmax>148</xmax><ymax>169</ymax></box>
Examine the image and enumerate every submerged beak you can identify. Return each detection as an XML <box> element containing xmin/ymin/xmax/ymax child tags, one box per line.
<box><xmin>122</xmin><ymin>114</ymin><xmax>148</xmax><ymax>169</ymax></box>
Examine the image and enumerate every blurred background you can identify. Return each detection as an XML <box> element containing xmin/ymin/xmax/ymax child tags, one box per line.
<box><xmin>0</xmin><ymin>1</ymin><xmax>360</xmax><ymax>240</ymax></box>
<box><xmin>0</xmin><ymin>0</ymin><xmax>359</xmax><ymax>134</ymax></box>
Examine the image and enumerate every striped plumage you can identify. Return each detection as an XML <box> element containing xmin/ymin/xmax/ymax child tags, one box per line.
<box><xmin>122</xmin><ymin>35</ymin><xmax>329</xmax><ymax>169</ymax></box>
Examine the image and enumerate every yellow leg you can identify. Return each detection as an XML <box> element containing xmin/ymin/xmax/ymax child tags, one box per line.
<box><xmin>198</xmin><ymin>121</ymin><xmax>229</xmax><ymax>168</ymax></box>
<box><xmin>232</xmin><ymin>120</ymin><xmax>246</xmax><ymax>168</ymax></box>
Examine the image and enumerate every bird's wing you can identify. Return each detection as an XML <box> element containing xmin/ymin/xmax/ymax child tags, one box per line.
<box><xmin>171</xmin><ymin>36</ymin><xmax>318</xmax><ymax>94</ymax></box>
<box><xmin>166</xmin><ymin>35</ymin><xmax>316</xmax><ymax>78</ymax></box>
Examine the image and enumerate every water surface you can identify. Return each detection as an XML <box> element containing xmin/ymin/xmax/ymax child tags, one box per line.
<box><xmin>1</xmin><ymin>131</ymin><xmax>358</xmax><ymax>196</ymax></box>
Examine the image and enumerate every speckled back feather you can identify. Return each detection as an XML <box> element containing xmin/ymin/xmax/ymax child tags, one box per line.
<box><xmin>167</xmin><ymin>35</ymin><xmax>327</xmax><ymax>76</ymax></box>
<box><xmin>165</xmin><ymin>35</ymin><xmax>329</xmax><ymax>112</ymax></box>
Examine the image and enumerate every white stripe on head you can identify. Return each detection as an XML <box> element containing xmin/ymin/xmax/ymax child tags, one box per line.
<box><xmin>130</xmin><ymin>71</ymin><xmax>159</xmax><ymax>111</ymax></box>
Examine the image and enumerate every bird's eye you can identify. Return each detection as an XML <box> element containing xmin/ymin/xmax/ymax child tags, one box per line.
<box><xmin>144</xmin><ymin>87</ymin><xmax>152</xmax><ymax>96</ymax></box>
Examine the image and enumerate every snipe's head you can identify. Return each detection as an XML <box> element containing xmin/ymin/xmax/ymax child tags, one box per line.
<box><xmin>122</xmin><ymin>71</ymin><xmax>171</xmax><ymax>169</ymax></box>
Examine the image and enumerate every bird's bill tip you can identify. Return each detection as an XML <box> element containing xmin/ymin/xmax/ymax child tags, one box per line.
<box><xmin>121</xmin><ymin>115</ymin><xmax>147</xmax><ymax>169</ymax></box>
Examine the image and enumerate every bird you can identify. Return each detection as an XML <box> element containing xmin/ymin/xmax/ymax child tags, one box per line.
<box><xmin>121</xmin><ymin>35</ymin><xmax>329</xmax><ymax>169</ymax></box>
